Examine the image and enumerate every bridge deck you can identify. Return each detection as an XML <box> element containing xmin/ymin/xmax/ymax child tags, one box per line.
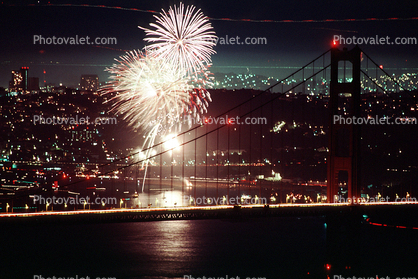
<box><xmin>1</xmin><ymin>203</ymin><xmax>418</xmax><ymax>228</ymax></box>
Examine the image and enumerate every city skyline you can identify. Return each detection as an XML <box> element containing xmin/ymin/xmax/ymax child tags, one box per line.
<box><xmin>1</xmin><ymin>0</ymin><xmax>417</xmax><ymax>209</ymax></box>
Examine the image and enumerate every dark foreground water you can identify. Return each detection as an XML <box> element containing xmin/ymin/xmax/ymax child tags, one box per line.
<box><xmin>1</xmin><ymin>216</ymin><xmax>418</xmax><ymax>279</ymax></box>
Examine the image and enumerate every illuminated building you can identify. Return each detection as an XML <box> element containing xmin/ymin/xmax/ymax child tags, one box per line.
<box><xmin>9</xmin><ymin>67</ymin><xmax>28</xmax><ymax>91</ymax></box>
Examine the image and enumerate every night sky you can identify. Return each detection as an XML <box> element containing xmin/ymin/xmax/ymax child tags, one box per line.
<box><xmin>1</xmin><ymin>0</ymin><xmax>418</xmax><ymax>88</ymax></box>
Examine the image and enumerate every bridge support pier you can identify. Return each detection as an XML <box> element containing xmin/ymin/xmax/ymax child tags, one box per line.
<box><xmin>327</xmin><ymin>46</ymin><xmax>362</xmax><ymax>203</ymax></box>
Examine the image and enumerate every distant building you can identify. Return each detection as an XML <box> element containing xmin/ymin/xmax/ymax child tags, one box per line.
<box><xmin>20</xmin><ymin>67</ymin><xmax>28</xmax><ymax>90</ymax></box>
<box><xmin>9</xmin><ymin>67</ymin><xmax>28</xmax><ymax>91</ymax></box>
<box><xmin>80</xmin><ymin>75</ymin><xmax>99</xmax><ymax>91</ymax></box>
<box><xmin>28</xmin><ymin>77</ymin><xmax>39</xmax><ymax>91</ymax></box>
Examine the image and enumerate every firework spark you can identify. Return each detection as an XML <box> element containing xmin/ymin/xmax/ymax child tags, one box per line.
<box><xmin>101</xmin><ymin>50</ymin><xmax>212</xmax><ymax>191</ymax></box>
<box><xmin>102</xmin><ymin>50</ymin><xmax>191</xmax><ymax>132</ymax></box>
<box><xmin>102</xmin><ymin>3</ymin><xmax>216</xmax><ymax>193</ymax></box>
<box><xmin>140</xmin><ymin>2</ymin><xmax>217</xmax><ymax>75</ymax></box>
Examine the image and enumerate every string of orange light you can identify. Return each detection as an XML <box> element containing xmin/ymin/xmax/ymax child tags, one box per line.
<box><xmin>8</xmin><ymin>3</ymin><xmax>418</xmax><ymax>23</ymax></box>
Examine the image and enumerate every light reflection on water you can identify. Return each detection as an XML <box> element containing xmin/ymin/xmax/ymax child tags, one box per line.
<box><xmin>1</xmin><ymin>217</ymin><xmax>327</xmax><ymax>278</ymax></box>
<box><xmin>2</xmin><ymin>216</ymin><xmax>417</xmax><ymax>279</ymax></box>
<box><xmin>100</xmin><ymin>217</ymin><xmax>327</xmax><ymax>278</ymax></box>
<box><xmin>127</xmin><ymin>220</ymin><xmax>202</xmax><ymax>274</ymax></box>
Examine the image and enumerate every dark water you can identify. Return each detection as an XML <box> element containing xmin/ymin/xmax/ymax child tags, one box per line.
<box><xmin>1</xmin><ymin>216</ymin><xmax>417</xmax><ymax>279</ymax></box>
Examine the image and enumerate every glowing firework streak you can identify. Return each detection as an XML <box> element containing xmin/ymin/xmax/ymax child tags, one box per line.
<box><xmin>102</xmin><ymin>50</ymin><xmax>190</xmax><ymax>131</ymax></box>
<box><xmin>102</xmin><ymin>3</ymin><xmax>216</xmax><ymax>193</ymax></box>
<box><xmin>101</xmin><ymin>50</ymin><xmax>212</xmax><ymax>191</ymax></box>
<box><xmin>102</xmin><ymin>50</ymin><xmax>188</xmax><ymax>191</ymax></box>
<box><xmin>140</xmin><ymin>2</ymin><xmax>217</xmax><ymax>76</ymax></box>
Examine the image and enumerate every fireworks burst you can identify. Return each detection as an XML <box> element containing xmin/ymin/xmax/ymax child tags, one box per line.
<box><xmin>101</xmin><ymin>50</ymin><xmax>212</xmax><ymax>191</ymax></box>
<box><xmin>102</xmin><ymin>3</ymin><xmax>216</xmax><ymax>193</ymax></box>
<box><xmin>102</xmin><ymin>50</ymin><xmax>212</xmax><ymax>131</ymax></box>
<box><xmin>102</xmin><ymin>50</ymin><xmax>191</xmax><ymax>132</ymax></box>
<box><xmin>140</xmin><ymin>2</ymin><xmax>217</xmax><ymax>75</ymax></box>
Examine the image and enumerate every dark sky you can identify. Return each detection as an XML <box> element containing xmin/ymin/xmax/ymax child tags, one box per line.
<box><xmin>1</xmin><ymin>0</ymin><xmax>418</xmax><ymax>88</ymax></box>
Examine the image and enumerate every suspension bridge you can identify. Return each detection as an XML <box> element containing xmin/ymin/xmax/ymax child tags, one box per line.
<box><xmin>1</xmin><ymin>46</ymin><xmax>418</xmax><ymax>226</ymax></box>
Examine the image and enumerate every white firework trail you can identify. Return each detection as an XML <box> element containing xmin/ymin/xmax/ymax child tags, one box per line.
<box><xmin>103</xmin><ymin>50</ymin><xmax>190</xmax><ymax>132</ymax></box>
<box><xmin>101</xmin><ymin>50</ymin><xmax>212</xmax><ymax>191</ymax></box>
<box><xmin>102</xmin><ymin>3</ymin><xmax>216</xmax><ymax>194</ymax></box>
<box><xmin>140</xmin><ymin>2</ymin><xmax>217</xmax><ymax>76</ymax></box>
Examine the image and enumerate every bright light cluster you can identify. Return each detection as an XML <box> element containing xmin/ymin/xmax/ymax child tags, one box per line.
<box><xmin>102</xmin><ymin>2</ymin><xmax>216</xmax><ymax>132</ymax></box>
<box><xmin>101</xmin><ymin>3</ymin><xmax>216</xmax><ymax>192</ymax></box>
<box><xmin>103</xmin><ymin>50</ymin><xmax>190</xmax><ymax>132</ymax></box>
<box><xmin>140</xmin><ymin>2</ymin><xmax>217</xmax><ymax>76</ymax></box>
